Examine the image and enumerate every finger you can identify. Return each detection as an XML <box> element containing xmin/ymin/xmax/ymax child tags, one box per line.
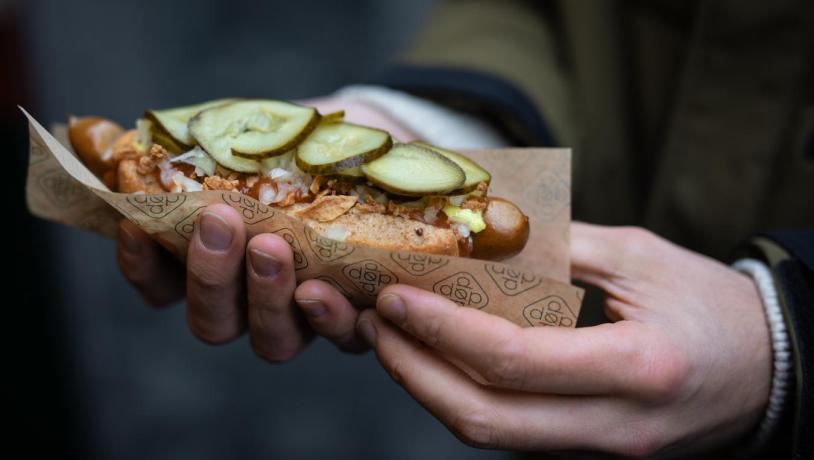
<box><xmin>246</xmin><ymin>233</ymin><xmax>312</xmax><ymax>362</ymax></box>
<box><xmin>357</xmin><ymin>311</ymin><xmax>633</xmax><ymax>453</ymax></box>
<box><xmin>375</xmin><ymin>285</ymin><xmax>653</xmax><ymax>395</ymax></box>
<box><xmin>569</xmin><ymin>222</ymin><xmax>628</xmax><ymax>287</ymax></box>
<box><xmin>186</xmin><ymin>204</ymin><xmax>247</xmax><ymax>344</ymax></box>
<box><xmin>116</xmin><ymin>219</ymin><xmax>184</xmax><ymax>307</ymax></box>
<box><xmin>295</xmin><ymin>279</ymin><xmax>367</xmax><ymax>353</ymax></box>
<box><xmin>570</xmin><ymin>223</ymin><xmax>663</xmax><ymax>289</ymax></box>
<box><xmin>570</xmin><ymin>223</ymin><xmax>665</xmax><ymax>320</ymax></box>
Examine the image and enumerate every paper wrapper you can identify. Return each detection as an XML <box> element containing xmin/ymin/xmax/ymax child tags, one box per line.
<box><xmin>23</xmin><ymin>108</ymin><xmax>582</xmax><ymax>328</ymax></box>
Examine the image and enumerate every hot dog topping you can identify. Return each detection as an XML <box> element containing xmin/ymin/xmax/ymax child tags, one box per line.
<box><xmin>72</xmin><ymin>99</ymin><xmax>522</xmax><ymax>250</ymax></box>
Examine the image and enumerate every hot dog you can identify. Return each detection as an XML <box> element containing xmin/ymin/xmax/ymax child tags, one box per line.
<box><xmin>68</xmin><ymin>99</ymin><xmax>529</xmax><ymax>260</ymax></box>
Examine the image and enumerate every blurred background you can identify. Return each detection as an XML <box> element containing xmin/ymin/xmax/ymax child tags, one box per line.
<box><xmin>7</xmin><ymin>0</ymin><xmax>510</xmax><ymax>458</ymax></box>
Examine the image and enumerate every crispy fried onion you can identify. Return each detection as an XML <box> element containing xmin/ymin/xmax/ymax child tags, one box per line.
<box><xmin>295</xmin><ymin>195</ymin><xmax>358</xmax><ymax>222</ymax></box>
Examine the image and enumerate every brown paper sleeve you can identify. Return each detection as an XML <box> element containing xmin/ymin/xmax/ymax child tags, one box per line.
<box><xmin>23</xmin><ymin>107</ymin><xmax>582</xmax><ymax>328</ymax></box>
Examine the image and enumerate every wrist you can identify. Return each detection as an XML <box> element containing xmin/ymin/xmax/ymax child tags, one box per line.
<box><xmin>731</xmin><ymin>258</ymin><xmax>792</xmax><ymax>455</ymax></box>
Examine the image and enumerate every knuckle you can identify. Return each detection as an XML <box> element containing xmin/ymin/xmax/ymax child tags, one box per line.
<box><xmin>188</xmin><ymin>321</ymin><xmax>237</xmax><ymax>345</ymax></box>
<box><xmin>617</xmin><ymin>226</ymin><xmax>655</xmax><ymax>243</ymax></box>
<box><xmin>449</xmin><ymin>408</ymin><xmax>499</xmax><ymax>449</ymax></box>
<box><xmin>188</xmin><ymin>262</ymin><xmax>228</xmax><ymax>293</ymax></box>
<box><xmin>635</xmin><ymin>340</ymin><xmax>691</xmax><ymax>402</ymax></box>
<box><xmin>387</xmin><ymin>357</ymin><xmax>407</xmax><ymax>385</ymax></box>
<box><xmin>482</xmin><ymin>336</ymin><xmax>528</xmax><ymax>388</ymax></box>
<box><xmin>252</xmin><ymin>342</ymin><xmax>301</xmax><ymax>363</ymax></box>
<box><xmin>420</xmin><ymin>315</ymin><xmax>445</xmax><ymax>347</ymax></box>
<box><xmin>117</xmin><ymin>252</ymin><xmax>147</xmax><ymax>285</ymax></box>
<box><xmin>117</xmin><ymin>255</ymin><xmax>167</xmax><ymax>307</ymax></box>
<box><xmin>615</xmin><ymin>227</ymin><xmax>657</xmax><ymax>255</ymax></box>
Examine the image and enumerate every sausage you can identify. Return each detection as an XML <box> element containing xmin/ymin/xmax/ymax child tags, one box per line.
<box><xmin>471</xmin><ymin>197</ymin><xmax>530</xmax><ymax>261</ymax></box>
<box><xmin>68</xmin><ymin>116</ymin><xmax>124</xmax><ymax>189</ymax></box>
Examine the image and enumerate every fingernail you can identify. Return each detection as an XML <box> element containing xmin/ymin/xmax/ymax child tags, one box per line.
<box><xmin>296</xmin><ymin>299</ymin><xmax>326</xmax><ymax>318</ymax></box>
<box><xmin>249</xmin><ymin>248</ymin><xmax>281</xmax><ymax>278</ymax></box>
<box><xmin>119</xmin><ymin>223</ymin><xmax>141</xmax><ymax>254</ymax></box>
<box><xmin>199</xmin><ymin>212</ymin><xmax>233</xmax><ymax>251</ymax></box>
<box><xmin>357</xmin><ymin>319</ymin><xmax>378</xmax><ymax>345</ymax></box>
<box><xmin>378</xmin><ymin>294</ymin><xmax>406</xmax><ymax>323</ymax></box>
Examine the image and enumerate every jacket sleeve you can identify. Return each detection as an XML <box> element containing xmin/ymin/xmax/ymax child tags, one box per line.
<box><xmin>372</xmin><ymin>0</ymin><xmax>572</xmax><ymax>146</ymax></box>
<box><xmin>738</xmin><ymin>230</ymin><xmax>814</xmax><ymax>459</ymax></box>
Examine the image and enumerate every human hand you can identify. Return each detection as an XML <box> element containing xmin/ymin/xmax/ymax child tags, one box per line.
<box><xmin>353</xmin><ymin>223</ymin><xmax>772</xmax><ymax>457</ymax></box>
<box><xmin>116</xmin><ymin>204</ymin><xmax>314</xmax><ymax>361</ymax></box>
<box><xmin>113</xmin><ymin>95</ymin><xmax>418</xmax><ymax>358</ymax></box>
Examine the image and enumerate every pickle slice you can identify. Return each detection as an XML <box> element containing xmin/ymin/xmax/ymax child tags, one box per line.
<box><xmin>294</xmin><ymin>122</ymin><xmax>392</xmax><ymax>174</ymax></box>
<box><xmin>337</xmin><ymin>166</ymin><xmax>364</xmax><ymax>178</ymax></box>
<box><xmin>146</xmin><ymin>99</ymin><xmax>236</xmax><ymax>148</ymax></box>
<box><xmin>361</xmin><ymin>144</ymin><xmax>465</xmax><ymax>196</ymax></box>
<box><xmin>151</xmin><ymin>129</ymin><xmax>186</xmax><ymax>154</ymax></box>
<box><xmin>321</xmin><ymin>110</ymin><xmax>345</xmax><ymax>124</ymax></box>
<box><xmin>412</xmin><ymin>141</ymin><xmax>491</xmax><ymax>193</ymax></box>
<box><xmin>190</xmin><ymin>100</ymin><xmax>320</xmax><ymax>159</ymax></box>
<box><xmin>191</xmin><ymin>133</ymin><xmax>262</xmax><ymax>172</ymax></box>
<box><xmin>189</xmin><ymin>100</ymin><xmax>320</xmax><ymax>172</ymax></box>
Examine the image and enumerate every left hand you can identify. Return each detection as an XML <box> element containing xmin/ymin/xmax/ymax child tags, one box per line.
<box><xmin>115</xmin><ymin>94</ymin><xmax>419</xmax><ymax>358</ymax></box>
<box><xmin>353</xmin><ymin>223</ymin><xmax>772</xmax><ymax>457</ymax></box>
<box><xmin>117</xmin><ymin>204</ymin><xmax>315</xmax><ymax>360</ymax></box>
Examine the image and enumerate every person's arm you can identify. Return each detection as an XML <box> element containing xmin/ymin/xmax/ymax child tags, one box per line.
<box><xmin>283</xmin><ymin>222</ymin><xmax>812</xmax><ymax>457</ymax></box>
<box><xmin>735</xmin><ymin>230</ymin><xmax>814</xmax><ymax>459</ymax></box>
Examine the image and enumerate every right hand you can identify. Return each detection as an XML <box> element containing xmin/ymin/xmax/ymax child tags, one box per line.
<box><xmin>116</xmin><ymin>203</ymin><xmax>367</xmax><ymax>361</ymax></box>
<box><xmin>300</xmin><ymin>97</ymin><xmax>420</xmax><ymax>142</ymax></box>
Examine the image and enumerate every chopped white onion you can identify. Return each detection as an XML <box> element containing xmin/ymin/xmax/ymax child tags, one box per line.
<box><xmin>158</xmin><ymin>160</ymin><xmax>176</xmax><ymax>188</ymax></box>
<box><xmin>323</xmin><ymin>225</ymin><xmax>350</xmax><ymax>242</ymax></box>
<box><xmin>170</xmin><ymin>146</ymin><xmax>216</xmax><ymax>177</ymax></box>
<box><xmin>268</xmin><ymin>168</ymin><xmax>292</xmax><ymax>180</ymax></box>
<box><xmin>172</xmin><ymin>172</ymin><xmax>203</xmax><ymax>192</ymax></box>
<box><xmin>451</xmin><ymin>222</ymin><xmax>471</xmax><ymax>238</ymax></box>
<box><xmin>257</xmin><ymin>183</ymin><xmax>278</xmax><ymax>205</ymax></box>
<box><xmin>423</xmin><ymin>206</ymin><xmax>439</xmax><ymax>224</ymax></box>
<box><xmin>449</xmin><ymin>195</ymin><xmax>465</xmax><ymax>206</ymax></box>
<box><xmin>354</xmin><ymin>185</ymin><xmax>389</xmax><ymax>205</ymax></box>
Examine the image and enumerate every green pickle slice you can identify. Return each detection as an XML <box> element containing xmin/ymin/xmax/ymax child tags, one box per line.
<box><xmin>146</xmin><ymin>98</ymin><xmax>236</xmax><ymax>149</ymax></box>
<box><xmin>411</xmin><ymin>141</ymin><xmax>491</xmax><ymax>193</ymax></box>
<box><xmin>320</xmin><ymin>110</ymin><xmax>345</xmax><ymax>124</ymax></box>
<box><xmin>192</xmin><ymin>100</ymin><xmax>319</xmax><ymax>160</ymax></box>
<box><xmin>295</xmin><ymin>122</ymin><xmax>392</xmax><ymax>174</ymax></box>
<box><xmin>361</xmin><ymin>144</ymin><xmax>465</xmax><ymax>196</ymax></box>
<box><xmin>189</xmin><ymin>100</ymin><xmax>321</xmax><ymax>172</ymax></box>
